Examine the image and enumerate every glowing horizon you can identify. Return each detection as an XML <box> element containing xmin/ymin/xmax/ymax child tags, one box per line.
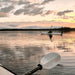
<box><xmin>0</xmin><ymin>0</ymin><xmax>75</xmax><ymax>28</ymax></box>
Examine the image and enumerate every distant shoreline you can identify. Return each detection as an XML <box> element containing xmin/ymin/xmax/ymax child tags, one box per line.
<box><xmin>0</xmin><ymin>28</ymin><xmax>75</xmax><ymax>32</ymax></box>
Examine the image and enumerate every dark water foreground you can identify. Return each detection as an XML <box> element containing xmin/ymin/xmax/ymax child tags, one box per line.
<box><xmin>0</xmin><ymin>31</ymin><xmax>75</xmax><ymax>75</ymax></box>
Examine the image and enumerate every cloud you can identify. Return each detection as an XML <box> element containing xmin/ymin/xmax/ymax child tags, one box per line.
<box><xmin>9</xmin><ymin>24</ymin><xmax>18</xmax><ymax>27</ymax></box>
<box><xmin>57</xmin><ymin>10</ymin><xmax>73</xmax><ymax>16</ymax></box>
<box><xmin>41</xmin><ymin>0</ymin><xmax>54</xmax><ymax>4</ymax></box>
<box><xmin>18</xmin><ymin>0</ymin><xmax>30</xmax><ymax>5</ymax></box>
<box><xmin>0</xmin><ymin>6</ymin><xmax>14</xmax><ymax>13</ymax></box>
<box><xmin>14</xmin><ymin>2</ymin><xmax>43</xmax><ymax>16</ymax></box>
<box><xmin>14</xmin><ymin>9</ymin><xmax>24</xmax><ymax>15</ymax></box>
<box><xmin>14</xmin><ymin>1</ymin><xmax>55</xmax><ymax>16</ymax></box>
<box><xmin>0</xmin><ymin>0</ymin><xmax>11</xmax><ymax>2</ymax></box>
<box><xmin>0</xmin><ymin>0</ymin><xmax>54</xmax><ymax>16</ymax></box>
<box><xmin>27</xmin><ymin>7</ymin><xmax>43</xmax><ymax>15</ymax></box>
<box><xmin>0</xmin><ymin>12</ymin><xmax>8</xmax><ymax>17</ymax></box>
<box><xmin>45</xmin><ymin>10</ymin><xmax>56</xmax><ymax>15</ymax></box>
<box><xmin>14</xmin><ymin>7</ymin><xmax>43</xmax><ymax>15</ymax></box>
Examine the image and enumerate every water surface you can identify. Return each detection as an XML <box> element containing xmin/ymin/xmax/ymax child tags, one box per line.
<box><xmin>0</xmin><ymin>31</ymin><xmax>75</xmax><ymax>75</ymax></box>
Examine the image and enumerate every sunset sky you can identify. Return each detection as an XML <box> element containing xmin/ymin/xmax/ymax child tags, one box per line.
<box><xmin>0</xmin><ymin>0</ymin><xmax>75</xmax><ymax>28</ymax></box>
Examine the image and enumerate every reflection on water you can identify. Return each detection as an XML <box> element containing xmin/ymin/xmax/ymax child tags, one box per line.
<box><xmin>0</xmin><ymin>31</ymin><xmax>75</xmax><ymax>75</ymax></box>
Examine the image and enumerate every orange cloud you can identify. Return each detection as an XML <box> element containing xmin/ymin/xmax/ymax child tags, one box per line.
<box><xmin>44</xmin><ymin>10</ymin><xmax>56</xmax><ymax>16</ymax></box>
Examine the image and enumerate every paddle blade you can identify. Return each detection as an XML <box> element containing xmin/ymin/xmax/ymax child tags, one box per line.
<box><xmin>40</xmin><ymin>52</ymin><xmax>61</xmax><ymax>69</ymax></box>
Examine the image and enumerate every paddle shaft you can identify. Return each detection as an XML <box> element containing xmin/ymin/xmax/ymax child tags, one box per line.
<box><xmin>24</xmin><ymin>64</ymin><xmax>42</xmax><ymax>75</ymax></box>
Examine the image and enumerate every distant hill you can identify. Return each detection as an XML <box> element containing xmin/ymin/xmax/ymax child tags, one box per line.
<box><xmin>21</xmin><ymin>26</ymin><xmax>49</xmax><ymax>29</ymax></box>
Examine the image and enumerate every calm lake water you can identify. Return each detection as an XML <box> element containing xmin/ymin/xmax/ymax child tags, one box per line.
<box><xmin>0</xmin><ymin>31</ymin><xmax>75</xmax><ymax>75</ymax></box>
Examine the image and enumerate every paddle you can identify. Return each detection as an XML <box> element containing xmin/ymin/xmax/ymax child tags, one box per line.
<box><xmin>24</xmin><ymin>52</ymin><xmax>61</xmax><ymax>75</ymax></box>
